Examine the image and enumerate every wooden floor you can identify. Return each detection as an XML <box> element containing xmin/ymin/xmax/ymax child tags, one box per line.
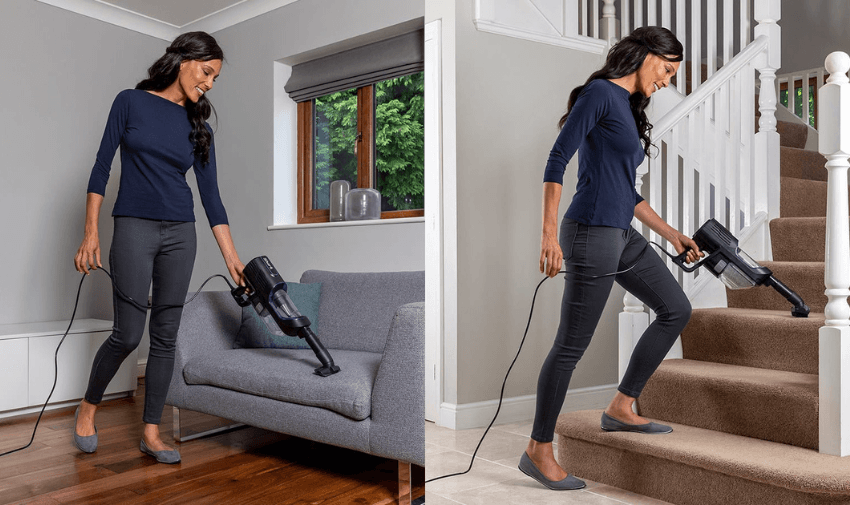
<box><xmin>0</xmin><ymin>381</ymin><xmax>424</xmax><ymax>504</ymax></box>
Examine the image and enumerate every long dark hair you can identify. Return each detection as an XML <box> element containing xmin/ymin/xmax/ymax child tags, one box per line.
<box><xmin>136</xmin><ymin>31</ymin><xmax>224</xmax><ymax>164</ymax></box>
<box><xmin>559</xmin><ymin>26</ymin><xmax>683</xmax><ymax>156</ymax></box>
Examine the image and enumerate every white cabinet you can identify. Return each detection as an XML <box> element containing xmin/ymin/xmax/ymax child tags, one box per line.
<box><xmin>0</xmin><ymin>319</ymin><xmax>137</xmax><ymax>418</ymax></box>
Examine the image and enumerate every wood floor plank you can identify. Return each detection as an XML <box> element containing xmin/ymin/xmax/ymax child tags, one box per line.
<box><xmin>0</xmin><ymin>380</ymin><xmax>421</xmax><ymax>504</ymax></box>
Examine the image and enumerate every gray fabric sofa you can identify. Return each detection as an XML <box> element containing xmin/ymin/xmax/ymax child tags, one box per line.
<box><xmin>165</xmin><ymin>270</ymin><xmax>425</xmax><ymax>467</ymax></box>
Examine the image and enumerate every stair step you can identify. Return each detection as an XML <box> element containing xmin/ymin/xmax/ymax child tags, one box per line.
<box><xmin>781</xmin><ymin>177</ymin><xmax>829</xmax><ymax>217</ymax></box>
<box><xmin>682</xmin><ymin>308</ymin><xmax>821</xmax><ymax>375</ymax></box>
<box><xmin>638</xmin><ymin>359</ymin><xmax>817</xmax><ymax>450</ymax></box>
<box><xmin>725</xmin><ymin>261</ymin><xmax>827</xmax><ymax>313</ymax></box>
<box><xmin>780</xmin><ymin>146</ymin><xmax>828</xmax><ymax>181</ymax></box>
<box><xmin>776</xmin><ymin>120</ymin><xmax>810</xmax><ymax>149</ymax></box>
<box><xmin>556</xmin><ymin>409</ymin><xmax>850</xmax><ymax>505</ymax></box>
<box><xmin>771</xmin><ymin>217</ymin><xmax>850</xmax><ymax>262</ymax></box>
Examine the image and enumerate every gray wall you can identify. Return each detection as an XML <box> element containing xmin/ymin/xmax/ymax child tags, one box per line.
<box><xmin>0</xmin><ymin>0</ymin><xmax>165</xmax><ymax>327</ymax></box>
<box><xmin>449</xmin><ymin>0</ymin><xmax>622</xmax><ymax>405</ymax></box>
<box><xmin>780</xmin><ymin>0</ymin><xmax>850</xmax><ymax>73</ymax></box>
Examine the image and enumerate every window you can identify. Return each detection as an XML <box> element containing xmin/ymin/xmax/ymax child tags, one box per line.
<box><xmin>297</xmin><ymin>71</ymin><xmax>424</xmax><ymax>223</ymax></box>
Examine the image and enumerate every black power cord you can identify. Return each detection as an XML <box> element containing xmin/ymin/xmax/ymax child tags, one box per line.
<box><xmin>426</xmin><ymin>241</ymin><xmax>687</xmax><ymax>484</ymax></box>
<box><xmin>0</xmin><ymin>268</ymin><xmax>237</xmax><ymax>459</ymax></box>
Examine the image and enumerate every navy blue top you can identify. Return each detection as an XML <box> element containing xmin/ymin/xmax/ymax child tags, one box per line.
<box><xmin>87</xmin><ymin>89</ymin><xmax>229</xmax><ymax>227</ymax></box>
<box><xmin>543</xmin><ymin>79</ymin><xmax>645</xmax><ymax>230</ymax></box>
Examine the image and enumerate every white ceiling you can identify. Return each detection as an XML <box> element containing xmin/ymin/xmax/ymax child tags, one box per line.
<box><xmin>98</xmin><ymin>0</ymin><xmax>249</xmax><ymax>28</ymax></box>
<box><xmin>36</xmin><ymin>0</ymin><xmax>300</xmax><ymax>40</ymax></box>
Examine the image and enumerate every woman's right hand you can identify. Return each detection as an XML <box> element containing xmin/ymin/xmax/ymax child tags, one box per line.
<box><xmin>540</xmin><ymin>232</ymin><xmax>563</xmax><ymax>278</ymax></box>
<box><xmin>74</xmin><ymin>233</ymin><xmax>102</xmax><ymax>275</ymax></box>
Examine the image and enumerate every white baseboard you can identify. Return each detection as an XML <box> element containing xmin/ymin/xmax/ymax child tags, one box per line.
<box><xmin>137</xmin><ymin>358</ymin><xmax>147</xmax><ymax>379</ymax></box>
<box><xmin>438</xmin><ymin>383</ymin><xmax>619</xmax><ymax>431</ymax></box>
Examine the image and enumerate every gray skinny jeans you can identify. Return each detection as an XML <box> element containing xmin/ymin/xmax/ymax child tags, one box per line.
<box><xmin>530</xmin><ymin>217</ymin><xmax>691</xmax><ymax>443</ymax></box>
<box><xmin>85</xmin><ymin>216</ymin><xmax>196</xmax><ymax>425</ymax></box>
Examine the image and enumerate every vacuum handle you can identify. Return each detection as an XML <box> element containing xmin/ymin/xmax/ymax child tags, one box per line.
<box><xmin>672</xmin><ymin>249</ymin><xmax>707</xmax><ymax>273</ymax></box>
<box><xmin>230</xmin><ymin>285</ymin><xmax>253</xmax><ymax>307</ymax></box>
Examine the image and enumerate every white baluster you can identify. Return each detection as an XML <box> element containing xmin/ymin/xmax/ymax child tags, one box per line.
<box><xmin>723</xmin><ymin>0</ymin><xmax>733</xmax><ymax>65</ymax></box>
<box><xmin>590</xmin><ymin>0</ymin><xmax>598</xmax><ymax>39</ymax></box>
<box><xmin>818</xmin><ymin>51</ymin><xmax>850</xmax><ymax>457</ymax></box>
<box><xmin>620</xmin><ymin>0</ymin><xmax>630</xmax><ymax>39</ymax></box>
<box><xmin>661</xmin><ymin>0</ymin><xmax>671</xmax><ymax>29</ymax></box>
<box><xmin>676</xmin><ymin>0</ymin><xmax>686</xmax><ymax>95</ymax></box>
<box><xmin>707</xmin><ymin>0</ymin><xmax>717</xmax><ymax>76</ymax></box>
<box><xmin>634</xmin><ymin>0</ymin><xmax>643</xmax><ymax>31</ymax></box>
<box><xmin>601</xmin><ymin>0</ymin><xmax>618</xmax><ymax>45</ymax></box>
<box><xmin>740</xmin><ymin>0</ymin><xmax>751</xmax><ymax>48</ymax></box>
<box><xmin>803</xmin><ymin>71</ymin><xmax>811</xmax><ymax>127</ymax></box>
<box><xmin>691</xmin><ymin>0</ymin><xmax>701</xmax><ymax>92</ymax></box>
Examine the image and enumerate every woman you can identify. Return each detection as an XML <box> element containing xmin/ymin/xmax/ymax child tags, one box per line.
<box><xmin>72</xmin><ymin>31</ymin><xmax>245</xmax><ymax>464</ymax></box>
<box><xmin>519</xmin><ymin>26</ymin><xmax>703</xmax><ymax>490</ymax></box>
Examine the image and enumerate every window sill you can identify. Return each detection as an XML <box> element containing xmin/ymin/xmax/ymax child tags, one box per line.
<box><xmin>268</xmin><ymin>216</ymin><xmax>424</xmax><ymax>231</ymax></box>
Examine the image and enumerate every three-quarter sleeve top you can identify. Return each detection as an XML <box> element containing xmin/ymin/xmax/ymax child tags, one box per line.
<box><xmin>86</xmin><ymin>89</ymin><xmax>229</xmax><ymax>227</ymax></box>
<box><xmin>543</xmin><ymin>79</ymin><xmax>645</xmax><ymax>230</ymax></box>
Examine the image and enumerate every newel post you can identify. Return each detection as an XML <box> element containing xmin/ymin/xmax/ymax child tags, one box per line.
<box><xmin>619</xmin><ymin>159</ymin><xmax>650</xmax><ymax>381</ymax></box>
<box><xmin>753</xmin><ymin>0</ymin><xmax>781</xmax><ymax>221</ymax></box>
<box><xmin>818</xmin><ymin>51</ymin><xmax>850</xmax><ymax>457</ymax></box>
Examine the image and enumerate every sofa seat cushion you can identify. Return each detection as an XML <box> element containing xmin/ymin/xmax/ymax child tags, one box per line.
<box><xmin>182</xmin><ymin>348</ymin><xmax>381</xmax><ymax>421</ymax></box>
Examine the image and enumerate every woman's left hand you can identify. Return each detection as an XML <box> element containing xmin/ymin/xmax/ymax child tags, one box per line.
<box><xmin>671</xmin><ymin>232</ymin><xmax>704</xmax><ymax>264</ymax></box>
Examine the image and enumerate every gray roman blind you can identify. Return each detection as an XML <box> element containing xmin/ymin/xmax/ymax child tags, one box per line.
<box><xmin>284</xmin><ymin>28</ymin><xmax>424</xmax><ymax>103</ymax></box>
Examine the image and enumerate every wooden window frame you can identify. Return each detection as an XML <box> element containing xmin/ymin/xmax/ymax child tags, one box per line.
<box><xmin>297</xmin><ymin>83</ymin><xmax>425</xmax><ymax>224</ymax></box>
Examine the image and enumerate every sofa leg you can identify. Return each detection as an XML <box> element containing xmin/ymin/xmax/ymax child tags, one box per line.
<box><xmin>397</xmin><ymin>461</ymin><xmax>425</xmax><ymax>505</ymax></box>
<box><xmin>172</xmin><ymin>406</ymin><xmax>245</xmax><ymax>442</ymax></box>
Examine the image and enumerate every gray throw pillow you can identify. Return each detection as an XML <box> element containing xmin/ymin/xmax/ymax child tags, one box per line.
<box><xmin>233</xmin><ymin>282</ymin><xmax>321</xmax><ymax>349</ymax></box>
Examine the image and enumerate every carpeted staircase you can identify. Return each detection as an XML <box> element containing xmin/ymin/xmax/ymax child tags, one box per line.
<box><xmin>554</xmin><ymin>112</ymin><xmax>850</xmax><ymax>503</ymax></box>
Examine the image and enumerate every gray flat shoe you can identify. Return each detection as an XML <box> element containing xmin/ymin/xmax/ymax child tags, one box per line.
<box><xmin>140</xmin><ymin>438</ymin><xmax>181</xmax><ymax>464</ymax></box>
<box><xmin>601</xmin><ymin>411</ymin><xmax>673</xmax><ymax>434</ymax></box>
<box><xmin>73</xmin><ymin>406</ymin><xmax>98</xmax><ymax>453</ymax></box>
<box><xmin>518</xmin><ymin>452</ymin><xmax>586</xmax><ymax>490</ymax></box>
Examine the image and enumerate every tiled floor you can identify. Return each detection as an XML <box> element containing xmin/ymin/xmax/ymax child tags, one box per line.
<box><xmin>425</xmin><ymin>420</ymin><xmax>673</xmax><ymax>505</ymax></box>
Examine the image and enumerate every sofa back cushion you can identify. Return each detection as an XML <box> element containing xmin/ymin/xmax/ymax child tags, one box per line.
<box><xmin>299</xmin><ymin>270</ymin><xmax>425</xmax><ymax>353</ymax></box>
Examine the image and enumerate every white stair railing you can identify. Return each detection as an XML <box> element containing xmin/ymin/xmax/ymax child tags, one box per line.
<box><xmin>618</xmin><ymin>0</ymin><xmax>781</xmax><ymax>378</ymax></box>
<box><xmin>817</xmin><ymin>51</ymin><xmax>850</xmax><ymax>457</ymax></box>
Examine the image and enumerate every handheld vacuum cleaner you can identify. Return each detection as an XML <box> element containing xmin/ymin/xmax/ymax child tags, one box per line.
<box><xmin>230</xmin><ymin>256</ymin><xmax>341</xmax><ymax>377</ymax></box>
<box><xmin>668</xmin><ymin>218</ymin><xmax>810</xmax><ymax>318</ymax></box>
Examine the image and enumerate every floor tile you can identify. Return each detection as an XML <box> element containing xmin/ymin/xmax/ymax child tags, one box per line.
<box><xmin>425</xmin><ymin>450</ymin><xmax>522</xmax><ymax>496</ymax></box>
<box><xmin>445</xmin><ymin>477</ymin><xmax>632</xmax><ymax>505</ymax></box>
<box><xmin>588</xmin><ymin>485</ymin><xmax>674</xmax><ymax>505</ymax></box>
<box><xmin>423</xmin><ymin>492</ymin><xmax>466</xmax><ymax>505</ymax></box>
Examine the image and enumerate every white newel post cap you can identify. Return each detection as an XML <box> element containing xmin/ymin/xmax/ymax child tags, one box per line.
<box><xmin>825</xmin><ymin>52</ymin><xmax>850</xmax><ymax>84</ymax></box>
<box><xmin>820</xmin><ymin>52</ymin><xmax>850</xmax><ymax>155</ymax></box>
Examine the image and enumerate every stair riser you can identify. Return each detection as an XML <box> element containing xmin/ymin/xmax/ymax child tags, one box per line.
<box><xmin>780</xmin><ymin>147</ymin><xmax>828</xmax><ymax>182</ymax></box>
<box><xmin>681</xmin><ymin>310</ymin><xmax>821</xmax><ymax>375</ymax></box>
<box><xmin>781</xmin><ymin>177</ymin><xmax>829</xmax><ymax>217</ymax></box>
<box><xmin>638</xmin><ymin>367</ymin><xmax>818</xmax><ymax>450</ymax></box>
<box><xmin>771</xmin><ymin>218</ymin><xmax>850</xmax><ymax>262</ymax></box>
<box><xmin>725</xmin><ymin>263</ymin><xmax>827</xmax><ymax>313</ymax></box>
<box><xmin>558</xmin><ymin>439</ymin><xmax>846</xmax><ymax>505</ymax></box>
